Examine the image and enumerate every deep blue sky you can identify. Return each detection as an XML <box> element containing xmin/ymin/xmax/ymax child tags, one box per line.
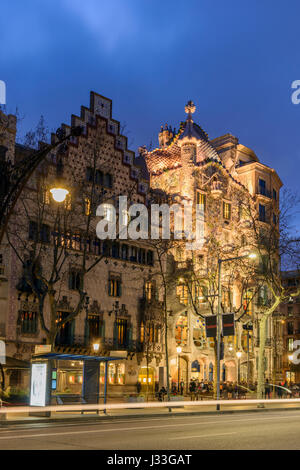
<box><xmin>1</xmin><ymin>0</ymin><xmax>300</xmax><ymax>228</ymax></box>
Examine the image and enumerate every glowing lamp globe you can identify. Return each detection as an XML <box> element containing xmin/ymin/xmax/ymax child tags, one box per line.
<box><xmin>50</xmin><ymin>187</ymin><xmax>69</xmax><ymax>203</ymax></box>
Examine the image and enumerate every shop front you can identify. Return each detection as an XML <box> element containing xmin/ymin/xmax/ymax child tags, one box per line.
<box><xmin>138</xmin><ymin>366</ymin><xmax>155</xmax><ymax>393</ymax></box>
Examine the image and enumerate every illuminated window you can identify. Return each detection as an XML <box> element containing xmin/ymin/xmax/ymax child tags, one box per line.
<box><xmin>148</xmin><ymin>323</ymin><xmax>154</xmax><ymax>343</ymax></box>
<box><xmin>145</xmin><ymin>281</ymin><xmax>152</xmax><ymax>300</ymax></box>
<box><xmin>108</xmin><ymin>276</ymin><xmax>122</xmax><ymax>297</ymax></box>
<box><xmin>223</xmin><ymin>202</ymin><xmax>231</xmax><ymax>220</ymax></box>
<box><xmin>175</xmin><ymin>313</ymin><xmax>188</xmax><ymax>345</ymax></box>
<box><xmin>243</xmin><ymin>290</ymin><xmax>253</xmax><ymax>316</ymax></box>
<box><xmin>19</xmin><ymin>311</ymin><xmax>38</xmax><ymax>334</ymax></box>
<box><xmin>196</xmin><ymin>192</ymin><xmax>206</xmax><ymax>212</ymax></box>
<box><xmin>108</xmin><ymin>363</ymin><xmax>116</xmax><ymax>384</ymax></box>
<box><xmin>85</xmin><ymin>197</ymin><xmax>91</xmax><ymax>216</ymax></box>
<box><xmin>176</xmin><ymin>284</ymin><xmax>189</xmax><ymax>305</ymax></box>
<box><xmin>140</xmin><ymin>321</ymin><xmax>144</xmax><ymax>343</ymax></box>
<box><xmin>115</xmin><ymin>318</ymin><xmax>128</xmax><ymax>347</ymax></box>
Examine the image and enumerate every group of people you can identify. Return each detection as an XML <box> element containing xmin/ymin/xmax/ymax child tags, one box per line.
<box><xmin>148</xmin><ymin>378</ymin><xmax>296</xmax><ymax>402</ymax></box>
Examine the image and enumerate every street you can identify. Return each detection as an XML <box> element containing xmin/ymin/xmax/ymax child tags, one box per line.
<box><xmin>1</xmin><ymin>410</ymin><xmax>300</xmax><ymax>450</ymax></box>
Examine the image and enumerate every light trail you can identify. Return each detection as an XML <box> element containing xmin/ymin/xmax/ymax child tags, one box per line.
<box><xmin>1</xmin><ymin>398</ymin><xmax>300</xmax><ymax>415</ymax></box>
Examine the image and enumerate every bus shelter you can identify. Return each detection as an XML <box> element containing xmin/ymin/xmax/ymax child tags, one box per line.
<box><xmin>30</xmin><ymin>353</ymin><xmax>122</xmax><ymax>413</ymax></box>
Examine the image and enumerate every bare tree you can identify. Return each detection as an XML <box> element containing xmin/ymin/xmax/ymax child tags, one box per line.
<box><xmin>5</xmin><ymin>130</ymin><xmax>135</xmax><ymax>347</ymax></box>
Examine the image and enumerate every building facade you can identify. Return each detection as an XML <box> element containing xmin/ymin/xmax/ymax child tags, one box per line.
<box><xmin>0</xmin><ymin>93</ymin><xmax>164</xmax><ymax>396</ymax></box>
<box><xmin>143</xmin><ymin>100</ymin><xmax>283</xmax><ymax>387</ymax></box>
<box><xmin>280</xmin><ymin>270</ymin><xmax>300</xmax><ymax>383</ymax></box>
<box><xmin>0</xmin><ymin>95</ymin><xmax>284</xmax><ymax>397</ymax></box>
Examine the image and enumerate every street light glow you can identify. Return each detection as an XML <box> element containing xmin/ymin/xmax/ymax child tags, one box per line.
<box><xmin>176</xmin><ymin>346</ymin><xmax>182</xmax><ymax>354</ymax></box>
<box><xmin>50</xmin><ymin>187</ymin><xmax>69</xmax><ymax>203</ymax></box>
<box><xmin>236</xmin><ymin>351</ymin><xmax>242</xmax><ymax>358</ymax></box>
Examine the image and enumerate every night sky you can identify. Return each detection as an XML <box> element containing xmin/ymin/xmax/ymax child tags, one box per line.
<box><xmin>1</xmin><ymin>0</ymin><xmax>300</xmax><ymax>228</ymax></box>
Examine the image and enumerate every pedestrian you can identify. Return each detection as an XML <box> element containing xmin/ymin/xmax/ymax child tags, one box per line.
<box><xmin>265</xmin><ymin>379</ymin><xmax>271</xmax><ymax>399</ymax></box>
<box><xmin>223</xmin><ymin>382</ymin><xmax>228</xmax><ymax>399</ymax></box>
<box><xmin>189</xmin><ymin>379</ymin><xmax>196</xmax><ymax>401</ymax></box>
<box><xmin>277</xmin><ymin>383</ymin><xmax>282</xmax><ymax>399</ymax></box>
<box><xmin>180</xmin><ymin>380</ymin><xmax>184</xmax><ymax>396</ymax></box>
<box><xmin>158</xmin><ymin>386</ymin><xmax>166</xmax><ymax>401</ymax></box>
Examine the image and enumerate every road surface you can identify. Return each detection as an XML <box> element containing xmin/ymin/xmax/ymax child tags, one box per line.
<box><xmin>1</xmin><ymin>410</ymin><xmax>300</xmax><ymax>449</ymax></box>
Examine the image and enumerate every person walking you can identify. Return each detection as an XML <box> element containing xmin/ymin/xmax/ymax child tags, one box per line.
<box><xmin>265</xmin><ymin>379</ymin><xmax>271</xmax><ymax>399</ymax></box>
<box><xmin>189</xmin><ymin>379</ymin><xmax>196</xmax><ymax>401</ymax></box>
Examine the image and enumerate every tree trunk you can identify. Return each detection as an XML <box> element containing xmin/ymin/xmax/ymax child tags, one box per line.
<box><xmin>213</xmin><ymin>340</ymin><xmax>217</xmax><ymax>398</ymax></box>
<box><xmin>164</xmin><ymin>302</ymin><xmax>170</xmax><ymax>402</ymax></box>
<box><xmin>257</xmin><ymin>315</ymin><xmax>267</xmax><ymax>400</ymax></box>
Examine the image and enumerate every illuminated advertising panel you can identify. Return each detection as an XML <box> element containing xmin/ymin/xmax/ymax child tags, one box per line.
<box><xmin>30</xmin><ymin>363</ymin><xmax>47</xmax><ymax>406</ymax></box>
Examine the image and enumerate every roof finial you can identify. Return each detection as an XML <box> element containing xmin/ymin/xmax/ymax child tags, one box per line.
<box><xmin>185</xmin><ymin>100</ymin><xmax>196</xmax><ymax>121</ymax></box>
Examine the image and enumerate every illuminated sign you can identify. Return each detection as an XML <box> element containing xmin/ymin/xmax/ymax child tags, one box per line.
<box><xmin>34</xmin><ymin>344</ymin><xmax>52</xmax><ymax>355</ymax></box>
<box><xmin>30</xmin><ymin>363</ymin><xmax>47</xmax><ymax>406</ymax></box>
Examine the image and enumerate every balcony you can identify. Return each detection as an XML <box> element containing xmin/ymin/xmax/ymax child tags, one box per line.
<box><xmin>257</xmin><ymin>186</ymin><xmax>272</xmax><ymax>199</ymax></box>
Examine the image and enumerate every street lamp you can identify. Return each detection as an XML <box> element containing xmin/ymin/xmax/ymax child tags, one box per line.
<box><xmin>236</xmin><ymin>350</ymin><xmax>242</xmax><ymax>383</ymax></box>
<box><xmin>93</xmin><ymin>343</ymin><xmax>100</xmax><ymax>353</ymax></box>
<box><xmin>50</xmin><ymin>187</ymin><xmax>69</xmax><ymax>203</ymax></box>
<box><xmin>176</xmin><ymin>346</ymin><xmax>182</xmax><ymax>392</ymax></box>
<box><xmin>50</xmin><ymin>157</ymin><xmax>69</xmax><ymax>203</ymax></box>
<box><xmin>216</xmin><ymin>251</ymin><xmax>256</xmax><ymax>410</ymax></box>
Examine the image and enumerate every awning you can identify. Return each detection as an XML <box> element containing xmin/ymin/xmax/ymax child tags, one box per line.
<box><xmin>2</xmin><ymin>356</ymin><xmax>31</xmax><ymax>369</ymax></box>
